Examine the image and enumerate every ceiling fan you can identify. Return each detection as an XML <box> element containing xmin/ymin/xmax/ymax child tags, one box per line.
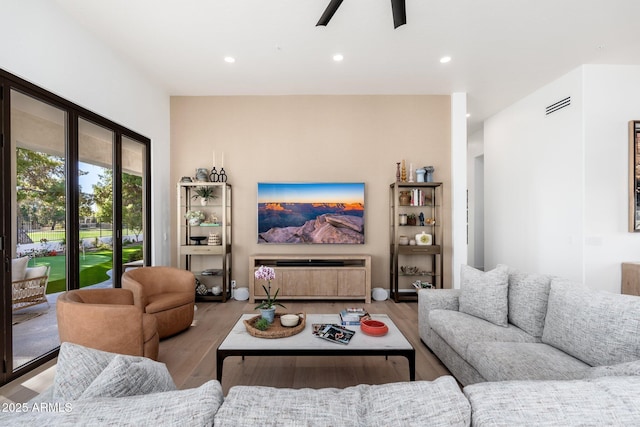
<box><xmin>316</xmin><ymin>0</ymin><xmax>407</xmax><ymax>29</ymax></box>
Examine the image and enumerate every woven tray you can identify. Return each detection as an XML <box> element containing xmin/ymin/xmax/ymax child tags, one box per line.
<box><xmin>243</xmin><ymin>313</ymin><xmax>306</xmax><ymax>339</ymax></box>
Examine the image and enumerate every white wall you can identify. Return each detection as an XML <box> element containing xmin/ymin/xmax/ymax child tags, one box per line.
<box><xmin>1</xmin><ymin>0</ymin><xmax>171</xmax><ymax>265</ymax></box>
<box><xmin>467</xmin><ymin>127</ymin><xmax>484</xmax><ymax>270</ymax></box>
<box><xmin>485</xmin><ymin>65</ymin><xmax>640</xmax><ymax>292</ymax></box>
<box><xmin>583</xmin><ymin>65</ymin><xmax>640</xmax><ymax>292</ymax></box>
<box><xmin>484</xmin><ymin>67</ymin><xmax>585</xmax><ymax>282</ymax></box>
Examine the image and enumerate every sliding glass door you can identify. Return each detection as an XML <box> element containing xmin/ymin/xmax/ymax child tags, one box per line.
<box><xmin>10</xmin><ymin>90</ymin><xmax>68</xmax><ymax>370</ymax></box>
<box><xmin>0</xmin><ymin>70</ymin><xmax>151</xmax><ymax>384</ymax></box>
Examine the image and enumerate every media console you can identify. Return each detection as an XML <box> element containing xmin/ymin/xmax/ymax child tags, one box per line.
<box><xmin>249</xmin><ymin>254</ymin><xmax>372</xmax><ymax>303</ymax></box>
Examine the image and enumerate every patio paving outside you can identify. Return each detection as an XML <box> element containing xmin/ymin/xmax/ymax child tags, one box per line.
<box><xmin>11</xmin><ymin>277</ymin><xmax>113</xmax><ymax>369</ymax></box>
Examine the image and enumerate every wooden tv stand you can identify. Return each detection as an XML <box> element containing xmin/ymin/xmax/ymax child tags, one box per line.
<box><xmin>249</xmin><ymin>254</ymin><xmax>371</xmax><ymax>303</ymax></box>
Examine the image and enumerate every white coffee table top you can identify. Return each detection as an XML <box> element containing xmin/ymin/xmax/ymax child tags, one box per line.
<box><xmin>218</xmin><ymin>313</ymin><xmax>413</xmax><ymax>351</ymax></box>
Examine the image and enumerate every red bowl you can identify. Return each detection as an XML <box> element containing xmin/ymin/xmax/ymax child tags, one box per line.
<box><xmin>360</xmin><ymin>319</ymin><xmax>389</xmax><ymax>336</ymax></box>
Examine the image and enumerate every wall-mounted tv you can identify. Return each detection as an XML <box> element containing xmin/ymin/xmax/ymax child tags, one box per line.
<box><xmin>257</xmin><ymin>182</ymin><xmax>365</xmax><ymax>244</ymax></box>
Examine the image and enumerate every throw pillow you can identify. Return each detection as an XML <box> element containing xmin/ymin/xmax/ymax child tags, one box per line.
<box><xmin>507</xmin><ymin>270</ymin><xmax>552</xmax><ymax>337</ymax></box>
<box><xmin>52</xmin><ymin>342</ymin><xmax>118</xmax><ymax>401</ymax></box>
<box><xmin>11</xmin><ymin>256</ymin><xmax>29</xmax><ymax>281</ymax></box>
<box><xmin>25</xmin><ymin>265</ymin><xmax>48</xmax><ymax>279</ymax></box>
<box><xmin>459</xmin><ymin>264</ymin><xmax>509</xmax><ymax>327</ymax></box>
<box><xmin>80</xmin><ymin>355</ymin><xmax>176</xmax><ymax>399</ymax></box>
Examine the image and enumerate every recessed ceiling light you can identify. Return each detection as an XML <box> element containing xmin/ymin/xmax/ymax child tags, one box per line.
<box><xmin>333</xmin><ymin>53</ymin><xmax>344</xmax><ymax>62</ymax></box>
<box><xmin>224</xmin><ymin>56</ymin><xmax>235</xmax><ymax>63</ymax></box>
<box><xmin>440</xmin><ymin>56</ymin><xmax>452</xmax><ymax>64</ymax></box>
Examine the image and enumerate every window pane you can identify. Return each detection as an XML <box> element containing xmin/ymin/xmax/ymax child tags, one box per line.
<box><xmin>78</xmin><ymin>118</ymin><xmax>114</xmax><ymax>289</ymax></box>
<box><xmin>121</xmin><ymin>136</ymin><xmax>146</xmax><ymax>270</ymax></box>
<box><xmin>11</xmin><ymin>89</ymin><xmax>66</xmax><ymax>371</ymax></box>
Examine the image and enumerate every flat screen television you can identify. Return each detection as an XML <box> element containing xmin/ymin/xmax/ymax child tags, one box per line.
<box><xmin>257</xmin><ymin>182</ymin><xmax>365</xmax><ymax>244</ymax></box>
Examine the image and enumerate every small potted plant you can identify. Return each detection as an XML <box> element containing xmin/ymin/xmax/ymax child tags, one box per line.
<box><xmin>184</xmin><ymin>209</ymin><xmax>205</xmax><ymax>226</ymax></box>
<box><xmin>407</xmin><ymin>213</ymin><xmax>417</xmax><ymax>226</ymax></box>
<box><xmin>254</xmin><ymin>265</ymin><xmax>286</xmax><ymax>324</ymax></box>
<box><xmin>192</xmin><ymin>186</ymin><xmax>216</xmax><ymax>206</ymax></box>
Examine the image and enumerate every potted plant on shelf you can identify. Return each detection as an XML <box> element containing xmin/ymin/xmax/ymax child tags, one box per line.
<box><xmin>254</xmin><ymin>265</ymin><xmax>286</xmax><ymax>324</ymax></box>
<box><xmin>184</xmin><ymin>209</ymin><xmax>205</xmax><ymax>226</ymax></box>
<box><xmin>407</xmin><ymin>213</ymin><xmax>417</xmax><ymax>226</ymax></box>
<box><xmin>192</xmin><ymin>186</ymin><xmax>216</xmax><ymax>206</ymax></box>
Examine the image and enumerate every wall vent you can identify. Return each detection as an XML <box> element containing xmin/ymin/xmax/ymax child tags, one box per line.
<box><xmin>546</xmin><ymin>96</ymin><xmax>571</xmax><ymax>115</ymax></box>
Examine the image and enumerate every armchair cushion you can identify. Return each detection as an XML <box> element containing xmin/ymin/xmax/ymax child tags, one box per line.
<box><xmin>11</xmin><ymin>256</ymin><xmax>29</xmax><ymax>281</ymax></box>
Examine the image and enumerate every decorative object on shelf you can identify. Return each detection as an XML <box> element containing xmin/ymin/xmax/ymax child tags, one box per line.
<box><xmin>192</xmin><ymin>186</ymin><xmax>216</xmax><ymax>206</ymax></box>
<box><xmin>412</xmin><ymin>280</ymin><xmax>432</xmax><ymax>289</ymax></box>
<box><xmin>425</xmin><ymin>217</ymin><xmax>436</xmax><ymax>225</ymax></box>
<box><xmin>398</xmin><ymin>235</ymin><xmax>409</xmax><ymax>246</ymax></box>
<box><xmin>371</xmin><ymin>287</ymin><xmax>388</xmax><ymax>301</ymax></box>
<box><xmin>360</xmin><ymin>319</ymin><xmax>389</xmax><ymax>336</ymax></box>
<box><xmin>195</xmin><ymin>168</ymin><xmax>210</xmax><ymax>182</ymax></box>
<box><xmin>407</xmin><ymin>214</ymin><xmax>417</xmax><ymax>226</ymax></box>
<box><xmin>209</xmin><ymin>167</ymin><xmax>218</xmax><ymax>182</ymax></box>
<box><xmin>415</xmin><ymin>168</ymin><xmax>426</xmax><ymax>182</ymax></box>
<box><xmin>184</xmin><ymin>210</ymin><xmax>205</xmax><ymax>226</ymax></box>
<box><xmin>408</xmin><ymin>163</ymin><xmax>414</xmax><ymax>182</ymax></box>
<box><xmin>419</xmin><ymin>212</ymin><xmax>425</xmax><ymax>226</ymax></box>
<box><xmin>409</xmin><ymin>239</ymin><xmax>416</xmax><ymax>245</ymax></box>
<box><xmin>211</xmin><ymin>286</ymin><xmax>222</xmax><ymax>296</ymax></box>
<box><xmin>399</xmin><ymin>213</ymin><xmax>407</xmax><ymax>225</ymax></box>
<box><xmin>399</xmin><ymin>191</ymin><xmax>411</xmax><ymax>206</ymax></box>
<box><xmin>424</xmin><ymin>166</ymin><xmax>434</xmax><ymax>182</ymax></box>
<box><xmin>415</xmin><ymin>231</ymin><xmax>432</xmax><ymax>245</ymax></box>
<box><xmin>280</xmin><ymin>314</ymin><xmax>300</xmax><ymax>327</ymax></box>
<box><xmin>400</xmin><ymin>265</ymin><xmax>419</xmax><ymax>275</ymax></box>
<box><xmin>189</xmin><ymin>236</ymin><xmax>206</xmax><ymax>245</ymax></box>
<box><xmin>396</xmin><ymin>162</ymin><xmax>401</xmax><ymax>182</ymax></box>
<box><xmin>254</xmin><ymin>265</ymin><xmax>286</xmax><ymax>323</ymax></box>
<box><xmin>180</xmin><ymin>176</ymin><xmax>192</xmax><ymax>183</ymax></box>
<box><xmin>218</xmin><ymin>168</ymin><xmax>228</xmax><ymax>182</ymax></box>
<box><xmin>208</xmin><ymin>233</ymin><xmax>221</xmax><ymax>246</ymax></box>
<box><xmin>195</xmin><ymin>279</ymin><xmax>208</xmax><ymax>296</ymax></box>
<box><xmin>210</xmin><ymin>167</ymin><xmax>228</xmax><ymax>183</ymax></box>
<box><xmin>401</xmin><ymin>160</ymin><xmax>407</xmax><ymax>182</ymax></box>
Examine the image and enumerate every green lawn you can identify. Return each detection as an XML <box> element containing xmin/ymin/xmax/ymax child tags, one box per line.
<box><xmin>33</xmin><ymin>245</ymin><xmax>143</xmax><ymax>294</ymax></box>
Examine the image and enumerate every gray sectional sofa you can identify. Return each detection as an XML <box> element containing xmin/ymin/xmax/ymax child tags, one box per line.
<box><xmin>419</xmin><ymin>264</ymin><xmax>640</xmax><ymax>385</ymax></box>
<box><xmin>3</xmin><ymin>341</ymin><xmax>640</xmax><ymax>426</ymax></box>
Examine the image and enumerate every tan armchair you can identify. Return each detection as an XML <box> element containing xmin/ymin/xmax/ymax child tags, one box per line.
<box><xmin>56</xmin><ymin>288</ymin><xmax>159</xmax><ymax>360</ymax></box>
<box><xmin>121</xmin><ymin>266</ymin><xmax>195</xmax><ymax>339</ymax></box>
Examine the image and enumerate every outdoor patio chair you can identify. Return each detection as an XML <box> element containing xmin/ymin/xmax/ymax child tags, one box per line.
<box><xmin>12</xmin><ymin>261</ymin><xmax>51</xmax><ymax>312</ymax></box>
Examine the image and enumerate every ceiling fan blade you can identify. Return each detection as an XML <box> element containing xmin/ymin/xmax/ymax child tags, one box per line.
<box><xmin>391</xmin><ymin>0</ymin><xmax>406</xmax><ymax>28</ymax></box>
<box><xmin>316</xmin><ymin>0</ymin><xmax>344</xmax><ymax>26</ymax></box>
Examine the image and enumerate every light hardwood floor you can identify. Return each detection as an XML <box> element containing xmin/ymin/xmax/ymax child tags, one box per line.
<box><xmin>1</xmin><ymin>299</ymin><xmax>451</xmax><ymax>402</ymax></box>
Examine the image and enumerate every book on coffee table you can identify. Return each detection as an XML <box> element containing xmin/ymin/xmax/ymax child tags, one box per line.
<box><xmin>312</xmin><ymin>323</ymin><xmax>355</xmax><ymax>345</ymax></box>
<box><xmin>339</xmin><ymin>308</ymin><xmax>370</xmax><ymax>326</ymax></box>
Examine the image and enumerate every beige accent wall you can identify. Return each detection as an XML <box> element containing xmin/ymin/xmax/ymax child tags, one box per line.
<box><xmin>170</xmin><ymin>95</ymin><xmax>452</xmax><ymax>292</ymax></box>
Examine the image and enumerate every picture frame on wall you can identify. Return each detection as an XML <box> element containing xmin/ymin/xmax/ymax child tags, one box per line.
<box><xmin>629</xmin><ymin>120</ymin><xmax>640</xmax><ymax>232</ymax></box>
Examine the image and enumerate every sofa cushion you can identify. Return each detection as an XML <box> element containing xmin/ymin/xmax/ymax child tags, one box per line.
<box><xmin>463</xmin><ymin>376</ymin><xmax>640</xmax><ymax>426</ymax></box>
<box><xmin>429</xmin><ymin>309</ymin><xmax>538</xmax><ymax>361</ymax></box>
<box><xmin>459</xmin><ymin>264</ymin><xmax>509</xmax><ymax>326</ymax></box>
<box><xmin>466</xmin><ymin>342</ymin><xmax>589</xmax><ymax>382</ymax></box>
<box><xmin>3</xmin><ymin>381</ymin><xmax>223</xmax><ymax>426</ymax></box>
<box><xmin>52</xmin><ymin>342</ymin><xmax>118</xmax><ymax>401</ymax></box>
<box><xmin>11</xmin><ymin>256</ymin><xmax>29</xmax><ymax>281</ymax></box>
<box><xmin>25</xmin><ymin>265</ymin><xmax>48</xmax><ymax>279</ymax></box>
<box><xmin>507</xmin><ymin>270</ymin><xmax>552</xmax><ymax>337</ymax></box>
<box><xmin>542</xmin><ymin>281</ymin><xmax>640</xmax><ymax>366</ymax></box>
<box><xmin>80</xmin><ymin>354</ymin><xmax>176</xmax><ymax>399</ymax></box>
<box><xmin>215</xmin><ymin>377</ymin><xmax>470</xmax><ymax>427</ymax></box>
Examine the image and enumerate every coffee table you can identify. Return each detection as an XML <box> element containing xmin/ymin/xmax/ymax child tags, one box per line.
<box><xmin>216</xmin><ymin>313</ymin><xmax>415</xmax><ymax>384</ymax></box>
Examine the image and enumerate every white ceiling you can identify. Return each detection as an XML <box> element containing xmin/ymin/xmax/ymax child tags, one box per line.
<box><xmin>54</xmin><ymin>0</ymin><xmax>640</xmax><ymax>131</ymax></box>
